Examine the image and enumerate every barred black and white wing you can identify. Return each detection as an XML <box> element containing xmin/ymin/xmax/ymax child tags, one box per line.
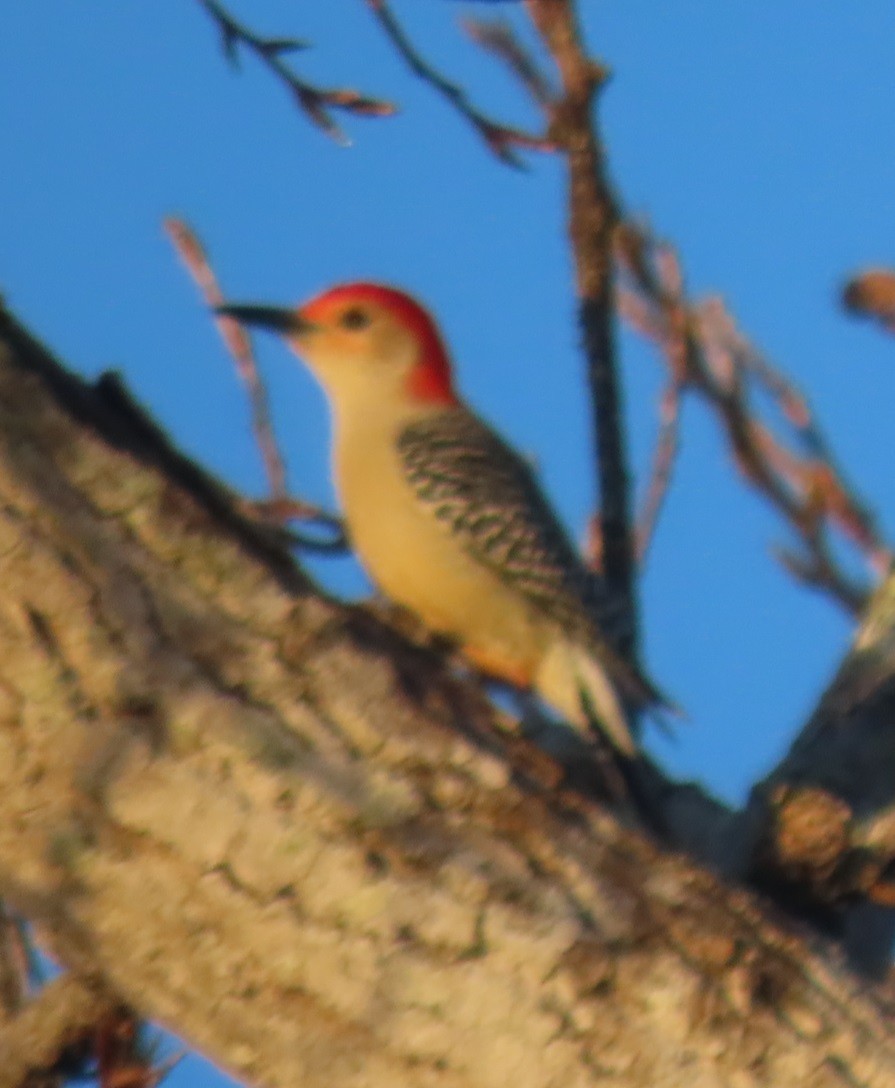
<box><xmin>395</xmin><ymin>410</ymin><xmax>671</xmax><ymax>752</ymax></box>
<box><xmin>396</xmin><ymin>411</ymin><xmax>618</xmax><ymax>652</ymax></box>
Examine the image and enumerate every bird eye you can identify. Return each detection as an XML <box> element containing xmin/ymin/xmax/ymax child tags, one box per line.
<box><xmin>340</xmin><ymin>307</ymin><xmax>371</xmax><ymax>331</ymax></box>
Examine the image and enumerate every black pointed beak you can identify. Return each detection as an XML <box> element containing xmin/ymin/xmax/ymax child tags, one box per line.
<box><xmin>215</xmin><ymin>303</ymin><xmax>315</xmax><ymax>335</ymax></box>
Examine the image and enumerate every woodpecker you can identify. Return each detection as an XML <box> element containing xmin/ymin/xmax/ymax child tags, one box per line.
<box><xmin>219</xmin><ymin>283</ymin><xmax>662</xmax><ymax>755</ymax></box>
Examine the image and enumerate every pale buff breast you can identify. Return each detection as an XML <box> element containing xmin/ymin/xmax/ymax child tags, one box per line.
<box><xmin>333</xmin><ymin>410</ymin><xmax>549</xmax><ymax>682</ymax></box>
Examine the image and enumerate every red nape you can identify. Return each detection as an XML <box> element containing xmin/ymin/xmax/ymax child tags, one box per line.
<box><xmin>304</xmin><ymin>282</ymin><xmax>460</xmax><ymax>407</ymax></box>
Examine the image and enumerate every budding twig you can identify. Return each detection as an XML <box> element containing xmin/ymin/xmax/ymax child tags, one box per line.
<box><xmin>164</xmin><ymin>217</ymin><xmax>288</xmax><ymax>504</ymax></box>
<box><xmin>164</xmin><ymin>217</ymin><xmax>348</xmax><ymax>554</ymax></box>
<box><xmin>462</xmin><ymin>16</ymin><xmax>556</xmax><ymax>110</ymax></box>
<box><xmin>617</xmin><ymin>222</ymin><xmax>888</xmax><ymax>614</ymax></box>
<box><xmin>365</xmin><ymin>0</ymin><xmax>555</xmax><ymax>168</ymax></box>
<box><xmin>636</xmin><ymin>380</ymin><xmax>683</xmax><ymax>564</ymax></box>
<box><xmin>196</xmin><ymin>0</ymin><xmax>396</xmax><ymax>145</ymax></box>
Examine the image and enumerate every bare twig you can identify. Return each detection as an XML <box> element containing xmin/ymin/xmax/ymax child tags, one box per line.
<box><xmin>636</xmin><ymin>380</ymin><xmax>683</xmax><ymax>562</ymax></box>
<box><xmin>462</xmin><ymin>17</ymin><xmax>556</xmax><ymax>109</ymax></box>
<box><xmin>617</xmin><ymin>222</ymin><xmax>889</xmax><ymax>614</ymax></box>
<box><xmin>525</xmin><ymin>0</ymin><xmax>637</xmax><ymax>654</ymax></box>
<box><xmin>239</xmin><ymin>497</ymin><xmax>348</xmax><ymax>554</ymax></box>
<box><xmin>775</xmin><ymin>539</ymin><xmax>868</xmax><ymax>616</ymax></box>
<box><xmin>165</xmin><ymin>217</ymin><xmax>288</xmax><ymax>504</ymax></box>
<box><xmin>196</xmin><ymin>0</ymin><xmax>396</xmax><ymax>145</ymax></box>
<box><xmin>165</xmin><ymin>218</ymin><xmax>349</xmax><ymax>555</ymax></box>
<box><xmin>365</xmin><ymin>0</ymin><xmax>555</xmax><ymax>168</ymax></box>
<box><xmin>699</xmin><ymin>301</ymin><xmax>887</xmax><ymax>568</ymax></box>
<box><xmin>615</xmin><ymin>228</ymin><xmax>690</xmax><ymax>560</ymax></box>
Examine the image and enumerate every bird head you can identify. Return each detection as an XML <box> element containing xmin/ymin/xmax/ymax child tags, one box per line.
<box><xmin>218</xmin><ymin>283</ymin><xmax>458</xmax><ymax>409</ymax></box>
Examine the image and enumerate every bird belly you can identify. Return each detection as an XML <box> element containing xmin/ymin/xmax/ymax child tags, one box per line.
<box><xmin>337</xmin><ymin>439</ymin><xmax>545</xmax><ymax>685</ymax></box>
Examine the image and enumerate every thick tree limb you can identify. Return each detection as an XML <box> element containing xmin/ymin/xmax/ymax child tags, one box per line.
<box><xmin>743</xmin><ymin>569</ymin><xmax>895</xmax><ymax>975</ymax></box>
<box><xmin>2</xmin><ymin>307</ymin><xmax>895</xmax><ymax>1086</ymax></box>
<box><xmin>0</xmin><ymin>975</ymin><xmax>117</xmax><ymax>1088</ymax></box>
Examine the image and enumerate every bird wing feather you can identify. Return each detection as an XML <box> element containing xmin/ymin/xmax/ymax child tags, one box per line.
<box><xmin>396</xmin><ymin>410</ymin><xmax>616</xmax><ymax>646</ymax></box>
<box><xmin>397</xmin><ymin>411</ymin><xmax>670</xmax><ymax>716</ymax></box>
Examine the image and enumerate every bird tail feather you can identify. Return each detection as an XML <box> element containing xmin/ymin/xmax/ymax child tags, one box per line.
<box><xmin>536</xmin><ymin>640</ymin><xmax>636</xmax><ymax>756</ymax></box>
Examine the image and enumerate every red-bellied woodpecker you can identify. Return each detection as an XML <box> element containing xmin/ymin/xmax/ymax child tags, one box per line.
<box><xmin>219</xmin><ymin>283</ymin><xmax>664</xmax><ymax>755</ymax></box>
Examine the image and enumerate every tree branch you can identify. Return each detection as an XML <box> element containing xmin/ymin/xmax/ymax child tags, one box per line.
<box><xmin>636</xmin><ymin>379</ymin><xmax>682</xmax><ymax>563</ymax></box>
<box><xmin>3</xmin><ymin>299</ymin><xmax>895</xmax><ymax>1084</ymax></box>
<box><xmin>164</xmin><ymin>217</ymin><xmax>349</xmax><ymax>555</ymax></box>
<box><xmin>617</xmin><ymin>223</ymin><xmax>888</xmax><ymax>615</ymax></box>
<box><xmin>365</xmin><ymin>0</ymin><xmax>555</xmax><ymax>167</ymax></box>
<box><xmin>165</xmin><ymin>218</ymin><xmax>288</xmax><ymax>504</ymax></box>
<box><xmin>741</xmin><ymin>568</ymin><xmax>895</xmax><ymax>974</ymax></box>
<box><xmin>525</xmin><ymin>0</ymin><xmax>637</xmax><ymax>654</ymax></box>
<box><xmin>196</xmin><ymin>0</ymin><xmax>396</xmax><ymax>145</ymax></box>
<box><xmin>462</xmin><ymin>15</ymin><xmax>555</xmax><ymax>111</ymax></box>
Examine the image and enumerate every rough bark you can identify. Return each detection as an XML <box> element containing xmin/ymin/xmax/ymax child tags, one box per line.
<box><xmin>0</xmin><ymin>975</ymin><xmax>116</xmax><ymax>1088</ymax></box>
<box><xmin>742</xmin><ymin>572</ymin><xmax>895</xmax><ymax>975</ymax></box>
<box><xmin>1</xmin><ymin>305</ymin><xmax>894</xmax><ymax>1087</ymax></box>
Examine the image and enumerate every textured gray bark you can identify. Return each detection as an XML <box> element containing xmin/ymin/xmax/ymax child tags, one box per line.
<box><xmin>742</xmin><ymin>577</ymin><xmax>895</xmax><ymax>975</ymax></box>
<box><xmin>1</xmin><ymin>305</ymin><xmax>894</xmax><ymax>1087</ymax></box>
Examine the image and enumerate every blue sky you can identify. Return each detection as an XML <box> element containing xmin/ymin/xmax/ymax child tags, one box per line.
<box><xmin>3</xmin><ymin>3</ymin><xmax>895</xmax><ymax>1084</ymax></box>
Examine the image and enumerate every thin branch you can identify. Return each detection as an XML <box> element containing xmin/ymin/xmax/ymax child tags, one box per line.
<box><xmin>239</xmin><ymin>497</ymin><xmax>348</xmax><ymax>555</ymax></box>
<box><xmin>462</xmin><ymin>16</ymin><xmax>556</xmax><ymax>109</ymax></box>
<box><xmin>700</xmin><ymin>298</ymin><xmax>887</xmax><ymax>570</ymax></box>
<box><xmin>164</xmin><ymin>218</ymin><xmax>349</xmax><ymax>555</ymax></box>
<box><xmin>196</xmin><ymin>0</ymin><xmax>396</xmax><ymax>145</ymax></box>
<box><xmin>636</xmin><ymin>379</ymin><xmax>683</xmax><ymax>562</ymax></box>
<box><xmin>617</xmin><ymin>222</ymin><xmax>889</xmax><ymax>615</ymax></box>
<box><xmin>775</xmin><ymin>537</ymin><xmax>868</xmax><ymax>616</ymax></box>
<box><xmin>365</xmin><ymin>0</ymin><xmax>555</xmax><ymax>168</ymax></box>
<box><xmin>615</xmin><ymin>228</ymin><xmax>690</xmax><ymax>560</ymax></box>
<box><xmin>165</xmin><ymin>217</ymin><xmax>288</xmax><ymax>503</ymax></box>
<box><xmin>525</xmin><ymin>0</ymin><xmax>637</xmax><ymax>655</ymax></box>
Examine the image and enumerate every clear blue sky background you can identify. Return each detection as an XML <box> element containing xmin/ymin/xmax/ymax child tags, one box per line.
<box><xmin>3</xmin><ymin>3</ymin><xmax>895</xmax><ymax>1084</ymax></box>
